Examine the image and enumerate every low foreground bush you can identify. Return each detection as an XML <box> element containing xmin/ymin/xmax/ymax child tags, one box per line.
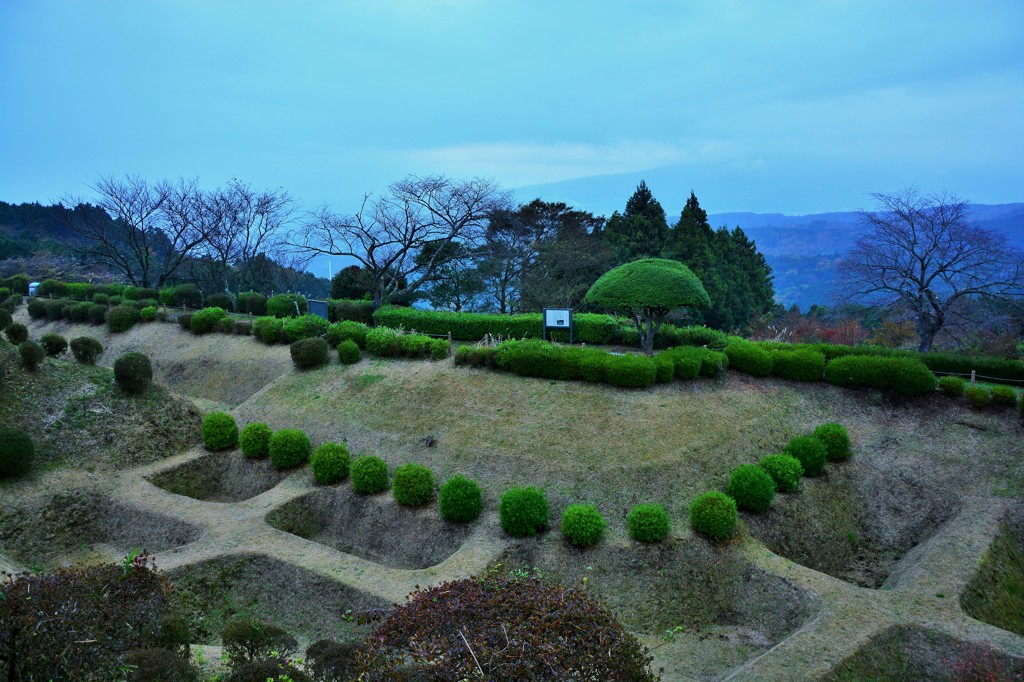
<box><xmin>19</xmin><ymin>340</ymin><xmax>45</xmax><ymax>370</ymax></box>
<box><xmin>325</xmin><ymin>320</ymin><xmax>370</xmax><ymax>348</ymax></box>
<box><xmin>392</xmin><ymin>462</ymin><xmax>435</xmax><ymax>506</ymax></box>
<box><xmin>0</xmin><ymin>426</ymin><xmax>33</xmax><ymax>478</ymax></box>
<box><xmin>355</xmin><ymin>576</ymin><xmax>658</xmax><ymax>681</ymax></box>
<box><xmin>114</xmin><ymin>352</ymin><xmax>153</xmax><ymax>395</ymax></box>
<box><xmin>239</xmin><ymin>422</ymin><xmax>272</xmax><ymax>458</ymax></box>
<box><xmin>221</xmin><ymin>616</ymin><xmax>298</xmax><ymax>664</ymax></box>
<box><xmin>814</xmin><ymin>422</ymin><xmax>851</xmax><ymax>461</ymax></box>
<box><xmin>0</xmin><ymin>554</ymin><xmax>177</xmax><ymax>681</ymax></box>
<box><xmin>785</xmin><ymin>435</ymin><xmax>827</xmax><ymax>476</ymax></box>
<box><xmin>823</xmin><ymin>355</ymin><xmax>936</xmax><ymax>396</ymax></box>
<box><xmin>252</xmin><ymin>316</ymin><xmax>284</xmax><ymax>344</ymax></box>
<box><xmin>336</xmin><ymin>339</ymin><xmax>361</xmax><ymax>364</ymax></box>
<box><xmin>268</xmin><ymin>428</ymin><xmax>311</xmax><ymax>469</ymax></box>
<box><xmin>366</xmin><ymin>327</ymin><xmax>450</xmax><ymax>360</ymax></box>
<box><xmin>499</xmin><ymin>485</ymin><xmax>548</xmax><ymax>537</ymax></box>
<box><xmin>267</xmin><ymin>293</ymin><xmax>308</xmax><ymax>318</ymax></box>
<box><xmin>771</xmin><ymin>349</ymin><xmax>826</xmax><ymax>381</ymax></box>
<box><xmin>202</xmin><ymin>411</ymin><xmax>239</xmax><ymax>451</ymax></box>
<box><xmin>627</xmin><ymin>503</ymin><xmax>670</xmax><ymax>542</ymax></box>
<box><xmin>40</xmin><ymin>332</ymin><xmax>67</xmax><ymax>356</ymax></box>
<box><xmin>310</xmin><ymin>442</ymin><xmax>351</xmax><ymax>484</ymax></box>
<box><xmin>438</xmin><ymin>474</ymin><xmax>483</xmax><ymax>522</ymax></box>
<box><xmin>190</xmin><ymin>306</ymin><xmax>226</xmax><ymax>334</ymax></box>
<box><xmin>759</xmin><ymin>453</ymin><xmax>803</xmax><ymax>493</ymax></box>
<box><xmin>5</xmin><ymin>322</ymin><xmax>27</xmax><ymax>344</ymax></box>
<box><xmin>965</xmin><ymin>385</ymin><xmax>991</xmax><ymax>409</ymax></box>
<box><xmin>561</xmin><ymin>503</ymin><xmax>607</xmax><ymax>547</ymax></box>
<box><xmin>290</xmin><ymin>337</ymin><xmax>330</xmax><ymax>369</ymax></box>
<box><xmin>726</xmin><ymin>464</ymin><xmax>776</xmax><ymax>512</ymax></box>
<box><xmin>690</xmin><ymin>490</ymin><xmax>737</xmax><ymax>541</ymax></box>
<box><xmin>351</xmin><ymin>455</ymin><xmax>389</xmax><ymax>494</ymax></box>
<box><xmin>70</xmin><ymin>336</ymin><xmax>103</xmax><ymax>364</ymax></box>
<box><xmin>283</xmin><ymin>314</ymin><xmax>330</xmax><ymax>342</ymax></box>
<box><xmin>991</xmin><ymin>385</ymin><xmax>1017</xmax><ymax>407</ymax></box>
<box><xmin>106</xmin><ymin>304</ymin><xmax>141</xmax><ymax>333</ymax></box>
<box><xmin>725</xmin><ymin>341</ymin><xmax>773</xmax><ymax>376</ymax></box>
<box><xmin>938</xmin><ymin>376</ymin><xmax>966</xmax><ymax>397</ymax></box>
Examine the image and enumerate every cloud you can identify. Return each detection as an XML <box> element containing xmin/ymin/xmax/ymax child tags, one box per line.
<box><xmin>400</xmin><ymin>140</ymin><xmax>715</xmax><ymax>187</ymax></box>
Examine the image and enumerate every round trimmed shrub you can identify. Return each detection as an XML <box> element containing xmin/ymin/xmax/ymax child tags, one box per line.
<box><xmin>336</xmin><ymin>340</ymin><xmax>361</xmax><ymax>364</ymax></box>
<box><xmin>726</xmin><ymin>464</ymin><xmax>776</xmax><ymax>512</ymax></box>
<box><xmin>70</xmin><ymin>336</ymin><xmax>103</xmax><ymax>364</ymax></box>
<box><xmin>114</xmin><ymin>352</ymin><xmax>153</xmax><ymax>395</ymax></box>
<box><xmin>627</xmin><ymin>503</ymin><xmax>670</xmax><ymax>542</ymax></box>
<box><xmin>785</xmin><ymin>435</ymin><xmax>827</xmax><ymax>477</ymax></box>
<box><xmin>283</xmin><ymin>314</ymin><xmax>330</xmax><ymax>342</ymax></box>
<box><xmin>19</xmin><ymin>341</ymin><xmax>45</xmax><ymax>371</ymax></box>
<box><xmin>40</xmin><ymin>333</ymin><xmax>67</xmax><ymax>357</ymax></box>
<box><xmin>653</xmin><ymin>355</ymin><xmax>675</xmax><ymax>383</ymax></box>
<box><xmin>499</xmin><ymin>485</ymin><xmax>549</xmax><ymax>537</ymax></box>
<box><xmin>771</xmin><ymin>349</ymin><xmax>826</xmax><ymax>381</ymax></box>
<box><xmin>965</xmin><ymin>385</ymin><xmax>990</xmax><ymax>409</ymax></box>
<box><xmin>202</xmin><ymin>411</ymin><xmax>239</xmax><ymax>451</ymax></box>
<box><xmin>392</xmin><ymin>463</ymin><xmax>436</xmax><ymax>506</ymax></box>
<box><xmin>604</xmin><ymin>354</ymin><xmax>658</xmax><ymax>388</ymax></box>
<box><xmin>252</xmin><ymin>316</ymin><xmax>284</xmax><ymax>344</ymax></box>
<box><xmin>172</xmin><ymin>283</ymin><xmax>202</xmax><ymax>308</ymax></box>
<box><xmin>205</xmin><ymin>292</ymin><xmax>234</xmax><ymax>311</ymax></box>
<box><xmin>106</xmin><ymin>304</ymin><xmax>140</xmax><ymax>333</ymax></box>
<box><xmin>310</xmin><ymin>442</ymin><xmax>351</xmax><ymax>484</ymax></box>
<box><xmin>237</xmin><ymin>291</ymin><xmax>267</xmax><ymax>315</ymax></box>
<box><xmin>991</xmin><ymin>385</ymin><xmax>1017</xmax><ymax>408</ymax></box>
<box><xmin>813</xmin><ymin>422</ymin><xmax>851</xmax><ymax>461</ymax></box>
<box><xmin>725</xmin><ymin>341</ymin><xmax>773</xmax><ymax>377</ymax></box>
<box><xmin>351</xmin><ymin>455</ymin><xmax>389</xmax><ymax>494</ymax></box>
<box><xmin>88</xmin><ymin>303</ymin><xmax>108</xmax><ymax>324</ymax></box>
<box><xmin>0</xmin><ymin>308</ymin><xmax>11</xmax><ymax>331</ymax></box>
<box><xmin>5</xmin><ymin>322</ymin><xmax>28</xmax><ymax>345</ymax></box>
<box><xmin>269</xmin><ymin>429</ymin><xmax>311</xmax><ymax>469</ymax></box>
<box><xmin>190</xmin><ymin>306</ymin><xmax>226</xmax><ymax>334</ymax></box>
<box><xmin>240</xmin><ymin>422</ymin><xmax>272</xmax><ymax>458</ymax></box>
<box><xmin>290</xmin><ymin>338</ymin><xmax>330</xmax><ymax>369</ymax></box>
<box><xmin>325</xmin><ymin>320</ymin><xmax>369</xmax><ymax>349</ymax></box>
<box><xmin>26</xmin><ymin>298</ymin><xmax>46</xmax><ymax>319</ymax></box>
<box><xmin>689</xmin><ymin>490</ymin><xmax>737</xmax><ymax>541</ymax></box>
<box><xmin>561</xmin><ymin>503</ymin><xmax>607</xmax><ymax>547</ymax></box>
<box><xmin>438</xmin><ymin>474</ymin><xmax>483</xmax><ymax>522</ymax></box>
<box><xmin>0</xmin><ymin>427</ymin><xmax>34</xmax><ymax>478</ymax></box>
<box><xmin>758</xmin><ymin>453</ymin><xmax>803</xmax><ymax>493</ymax></box>
<box><xmin>139</xmin><ymin>305</ymin><xmax>157</xmax><ymax>321</ymax></box>
<box><xmin>938</xmin><ymin>376</ymin><xmax>966</xmax><ymax>397</ymax></box>
<box><xmin>267</xmin><ymin>293</ymin><xmax>308</xmax><ymax>318</ymax></box>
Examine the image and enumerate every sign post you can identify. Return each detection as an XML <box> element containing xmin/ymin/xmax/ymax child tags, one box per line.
<box><xmin>542</xmin><ymin>308</ymin><xmax>574</xmax><ymax>344</ymax></box>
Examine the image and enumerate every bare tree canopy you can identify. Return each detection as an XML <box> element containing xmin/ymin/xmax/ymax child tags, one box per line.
<box><xmin>291</xmin><ymin>175</ymin><xmax>511</xmax><ymax>306</ymax></box>
<box><xmin>838</xmin><ymin>188</ymin><xmax>1024</xmax><ymax>351</ymax></box>
<box><xmin>59</xmin><ymin>175</ymin><xmax>220</xmax><ymax>288</ymax></box>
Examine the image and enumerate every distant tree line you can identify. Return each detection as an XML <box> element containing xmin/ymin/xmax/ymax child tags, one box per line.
<box><xmin>1</xmin><ymin>174</ymin><xmax>777</xmax><ymax>333</ymax></box>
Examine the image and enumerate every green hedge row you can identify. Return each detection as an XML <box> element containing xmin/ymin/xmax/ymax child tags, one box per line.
<box><xmin>823</xmin><ymin>355</ymin><xmax>937</xmax><ymax>396</ymax></box>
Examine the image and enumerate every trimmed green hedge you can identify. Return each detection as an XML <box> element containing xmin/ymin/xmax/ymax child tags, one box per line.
<box><xmin>284</xmin><ymin>314</ymin><xmax>330</xmax><ymax>342</ymax></box>
<box><xmin>269</xmin><ymin>429</ymin><xmax>311</xmax><ymax>469</ymax></box>
<box><xmin>438</xmin><ymin>474</ymin><xmax>483</xmax><ymax>523</ymax></box>
<box><xmin>325</xmin><ymin>321</ymin><xmax>370</xmax><ymax>349</ymax></box>
<box><xmin>328</xmin><ymin>299</ymin><xmax>373</xmax><ymax>324</ymax></box>
<box><xmin>267</xmin><ymin>294</ymin><xmax>308</xmax><ymax>318</ymax></box>
<box><xmin>373</xmin><ymin>306</ymin><xmax>620</xmax><ymax>344</ymax></box>
<box><xmin>365</xmin><ymin>328</ymin><xmax>449</xmax><ymax>360</ymax></box>
<box><xmin>823</xmin><ymin>355</ymin><xmax>936</xmax><ymax>396</ymax></box>
<box><xmin>785</xmin><ymin>435</ymin><xmax>827</xmax><ymax>477</ymax></box>
<box><xmin>726</xmin><ymin>464</ymin><xmax>776</xmax><ymax>512</ymax></box>
<box><xmin>114</xmin><ymin>352</ymin><xmax>152</xmax><ymax>395</ymax></box>
<box><xmin>627</xmin><ymin>503</ymin><xmax>670</xmax><ymax>542</ymax></box>
<box><xmin>310</xmin><ymin>443</ymin><xmax>350</xmax><ymax>484</ymax></box>
<box><xmin>492</xmin><ymin>340</ymin><xmax>660</xmax><ymax>388</ymax></box>
<box><xmin>725</xmin><ymin>341</ymin><xmax>773</xmax><ymax>377</ymax></box>
<box><xmin>351</xmin><ymin>455</ymin><xmax>389</xmax><ymax>494</ymax></box>
<box><xmin>690</xmin><ymin>491</ymin><xmax>737</xmax><ymax>541</ymax></box>
<box><xmin>499</xmin><ymin>486</ymin><xmax>548</xmax><ymax>537</ymax></box>
<box><xmin>758</xmin><ymin>454</ymin><xmax>803</xmax><ymax>493</ymax></box>
<box><xmin>771</xmin><ymin>349</ymin><xmax>826</xmax><ymax>381</ymax></box>
<box><xmin>561</xmin><ymin>503</ymin><xmax>607</xmax><ymax>547</ymax></box>
<box><xmin>191</xmin><ymin>306</ymin><xmax>226</xmax><ymax>335</ymax></box>
<box><xmin>253</xmin><ymin>316</ymin><xmax>284</xmax><ymax>344</ymax></box>
<box><xmin>201</xmin><ymin>412</ymin><xmax>239</xmax><ymax>451</ymax></box>
<box><xmin>392</xmin><ymin>463</ymin><xmax>435</xmax><ymax>507</ymax></box>
<box><xmin>240</xmin><ymin>422</ymin><xmax>272</xmax><ymax>458</ymax></box>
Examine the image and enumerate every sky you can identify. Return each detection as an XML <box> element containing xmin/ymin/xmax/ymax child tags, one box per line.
<box><xmin>2</xmin><ymin>0</ymin><xmax>1022</xmax><ymax>219</ymax></box>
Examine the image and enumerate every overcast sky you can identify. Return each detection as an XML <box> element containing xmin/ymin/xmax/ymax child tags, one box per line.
<box><xmin>2</xmin><ymin>1</ymin><xmax>1022</xmax><ymax>216</ymax></box>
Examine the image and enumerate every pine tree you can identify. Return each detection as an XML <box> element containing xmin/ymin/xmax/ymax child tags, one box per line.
<box><xmin>601</xmin><ymin>181</ymin><xmax>669</xmax><ymax>263</ymax></box>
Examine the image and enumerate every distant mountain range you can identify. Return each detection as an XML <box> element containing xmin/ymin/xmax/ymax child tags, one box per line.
<box><xmin>707</xmin><ymin>203</ymin><xmax>1024</xmax><ymax>309</ymax></box>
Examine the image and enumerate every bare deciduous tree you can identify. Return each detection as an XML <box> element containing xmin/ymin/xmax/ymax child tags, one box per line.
<box><xmin>59</xmin><ymin>175</ymin><xmax>218</xmax><ymax>288</ymax></box>
<box><xmin>838</xmin><ymin>189</ymin><xmax>1024</xmax><ymax>351</ymax></box>
<box><xmin>291</xmin><ymin>175</ymin><xmax>510</xmax><ymax>306</ymax></box>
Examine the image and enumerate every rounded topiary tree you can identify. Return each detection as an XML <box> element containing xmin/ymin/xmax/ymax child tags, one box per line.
<box><xmin>39</xmin><ymin>333</ymin><xmax>67</xmax><ymax>357</ymax></box>
<box><xmin>560</xmin><ymin>503</ymin><xmax>607</xmax><ymax>547</ymax></box>
<box><xmin>201</xmin><ymin>412</ymin><xmax>239</xmax><ymax>451</ymax></box>
<box><xmin>351</xmin><ymin>455</ymin><xmax>389</xmax><ymax>494</ymax></box>
<box><xmin>240</xmin><ymin>422</ymin><xmax>272</xmax><ymax>458</ymax></box>
<box><xmin>70</xmin><ymin>337</ymin><xmax>103</xmax><ymax>365</ymax></box>
<box><xmin>6</xmin><ymin>322</ymin><xmax>28</xmax><ymax>345</ymax></box>
<box><xmin>627</xmin><ymin>503</ymin><xmax>670</xmax><ymax>542</ymax></box>
<box><xmin>19</xmin><ymin>341</ymin><xmax>45</xmax><ymax>371</ymax></box>
<box><xmin>114</xmin><ymin>352</ymin><xmax>153</xmax><ymax>395</ymax></box>
<box><xmin>336</xmin><ymin>340</ymin><xmax>361</xmax><ymax>365</ymax></box>
<box><xmin>689</xmin><ymin>490</ymin><xmax>737</xmax><ymax>541</ymax></box>
<box><xmin>725</xmin><ymin>464</ymin><xmax>776</xmax><ymax>512</ymax></box>
<box><xmin>499</xmin><ymin>486</ymin><xmax>549</xmax><ymax>537</ymax></box>
<box><xmin>392</xmin><ymin>463</ymin><xmax>435</xmax><ymax>506</ymax></box>
<box><xmin>290</xmin><ymin>338</ymin><xmax>330</xmax><ymax>370</ymax></box>
<box><xmin>584</xmin><ymin>258</ymin><xmax>710</xmax><ymax>355</ymax></box>
<box><xmin>438</xmin><ymin>474</ymin><xmax>483</xmax><ymax>523</ymax></box>
<box><xmin>0</xmin><ymin>427</ymin><xmax>34</xmax><ymax>478</ymax></box>
<box><xmin>310</xmin><ymin>442</ymin><xmax>351</xmax><ymax>484</ymax></box>
<box><xmin>268</xmin><ymin>429</ymin><xmax>311</xmax><ymax>469</ymax></box>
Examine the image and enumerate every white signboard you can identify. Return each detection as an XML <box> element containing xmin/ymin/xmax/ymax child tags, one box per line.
<box><xmin>544</xmin><ymin>308</ymin><xmax>571</xmax><ymax>328</ymax></box>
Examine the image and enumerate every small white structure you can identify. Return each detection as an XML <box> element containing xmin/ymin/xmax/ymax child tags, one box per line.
<box><xmin>542</xmin><ymin>308</ymin><xmax>574</xmax><ymax>343</ymax></box>
<box><xmin>28</xmin><ymin>281</ymin><xmax>41</xmax><ymax>296</ymax></box>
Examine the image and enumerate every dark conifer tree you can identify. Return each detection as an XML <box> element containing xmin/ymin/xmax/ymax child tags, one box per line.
<box><xmin>601</xmin><ymin>181</ymin><xmax>669</xmax><ymax>263</ymax></box>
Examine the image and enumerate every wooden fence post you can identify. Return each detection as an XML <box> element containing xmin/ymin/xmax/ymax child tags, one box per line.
<box><xmin>970</xmin><ymin>370</ymin><xmax>976</xmax><ymax>385</ymax></box>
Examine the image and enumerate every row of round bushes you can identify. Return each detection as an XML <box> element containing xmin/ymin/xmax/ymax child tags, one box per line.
<box><xmin>454</xmin><ymin>340</ymin><xmax>727</xmax><ymax>389</ymax></box>
<box><xmin>938</xmin><ymin>376</ymin><xmax>1023</xmax><ymax>415</ymax></box>
<box><xmin>690</xmin><ymin>423</ymin><xmax>852</xmax><ymax>541</ymax></box>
